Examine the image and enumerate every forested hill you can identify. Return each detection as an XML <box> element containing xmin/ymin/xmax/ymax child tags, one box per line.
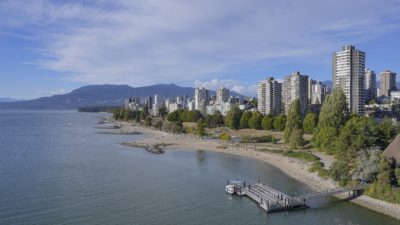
<box><xmin>0</xmin><ymin>84</ymin><xmax>242</xmax><ymax>110</ymax></box>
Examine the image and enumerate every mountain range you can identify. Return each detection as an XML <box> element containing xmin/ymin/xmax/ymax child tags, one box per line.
<box><xmin>0</xmin><ymin>97</ymin><xmax>24</xmax><ymax>102</ymax></box>
<box><xmin>0</xmin><ymin>84</ymin><xmax>242</xmax><ymax>110</ymax></box>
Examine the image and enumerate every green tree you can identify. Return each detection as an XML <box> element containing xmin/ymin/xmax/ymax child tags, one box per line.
<box><xmin>211</xmin><ymin>111</ymin><xmax>224</xmax><ymax>128</ymax></box>
<box><xmin>204</xmin><ymin>115</ymin><xmax>212</xmax><ymax>128</ymax></box>
<box><xmin>271</xmin><ymin>136</ymin><xmax>277</xmax><ymax>144</ymax></box>
<box><xmin>273</xmin><ymin>113</ymin><xmax>286</xmax><ymax>131</ymax></box>
<box><xmin>248</xmin><ymin>111</ymin><xmax>262</xmax><ymax>129</ymax></box>
<box><xmin>395</xmin><ymin>168</ymin><xmax>400</xmax><ymax>186</ymax></box>
<box><xmin>303</xmin><ymin>112</ymin><xmax>318</xmax><ymax>134</ymax></box>
<box><xmin>240</xmin><ymin>111</ymin><xmax>252</xmax><ymax>128</ymax></box>
<box><xmin>261</xmin><ymin>115</ymin><xmax>274</xmax><ymax>130</ymax></box>
<box><xmin>224</xmin><ymin>106</ymin><xmax>242</xmax><ymax>130</ymax></box>
<box><xmin>334</xmin><ymin>117</ymin><xmax>378</xmax><ymax>159</ymax></box>
<box><xmin>376</xmin><ymin>117</ymin><xmax>399</xmax><ymax>149</ymax></box>
<box><xmin>284</xmin><ymin>99</ymin><xmax>302</xmax><ymax>143</ymax></box>
<box><xmin>167</xmin><ymin>110</ymin><xmax>180</xmax><ymax>122</ymax></box>
<box><xmin>317</xmin><ymin>88</ymin><xmax>348</xmax><ymax>129</ymax></box>
<box><xmin>193</xmin><ymin>110</ymin><xmax>203</xmax><ymax>122</ymax></box>
<box><xmin>288</xmin><ymin>129</ymin><xmax>305</xmax><ymax>149</ymax></box>
<box><xmin>313</xmin><ymin>88</ymin><xmax>348</xmax><ymax>151</ymax></box>
<box><xmin>112</xmin><ymin>109</ymin><xmax>121</xmax><ymax>120</ymax></box>
<box><xmin>313</xmin><ymin>127</ymin><xmax>337</xmax><ymax>154</ymax></box>
<box><xmin>122</xmin><ymin>109</ymin><xmax>130</xmax><ymax>121</ymax></box>
<box><xmin>197</xmin><ymin>118</ymin><xmax>205</xmax><ymax>137</ymax></box>
<box><xmin>135</xmin><ymin>111</ymin><xmax>140</xmax><ymax>122</ymax></box>
<box><xmin>329</xmin><ymin>161</ymin><xmax>351</xmax><ymax>186</ymax></box>
<box><xmin>170</xmin><ymin>121</ymin><xmax>184</xmax><ymax>133</ymax></box>
<box><xmin>144</xmin><ymin>116</ymin><xmax>152</xmax><ymax>126</ymax></box>
<box><xmin>159</xmin><ymin>104</ymin><xmax>168</xmax><ymax>117</ymax></box>
<box><xmin>140</xmin><ymin>104</ymin><xmax>149</xmax><ymax>120</ymax></box>
<box><xmin>155</xmin><ymin>120</ymin><xmax>163</xmax><ymax>130</ymax></box>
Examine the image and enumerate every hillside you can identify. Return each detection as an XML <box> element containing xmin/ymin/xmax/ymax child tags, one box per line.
<box><xmin>0</xmin><ymin>84</ymin><xmax>242</xmax><ymax>110</ymax></box>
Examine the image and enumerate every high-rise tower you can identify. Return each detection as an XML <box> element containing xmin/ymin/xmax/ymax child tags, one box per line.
<box><xmin>332</xmin><ymin>45</ymin><xmax>365</xmax><ymax>114</ymax></box>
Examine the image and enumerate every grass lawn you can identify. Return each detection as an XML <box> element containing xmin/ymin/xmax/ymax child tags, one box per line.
<box><xmin>182</xmin><ymin>122</ymin><xmax>313</xmax><ymax>141</ymax></box>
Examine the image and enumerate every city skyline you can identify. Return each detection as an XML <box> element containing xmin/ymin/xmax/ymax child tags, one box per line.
<box><xmin>1</xmin><ymin>0</ymin><xmax>400</xmax><ymax>99</ymax></box>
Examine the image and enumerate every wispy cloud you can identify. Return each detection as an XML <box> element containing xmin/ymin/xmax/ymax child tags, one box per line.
<box><xmin>1</xmin><ymin>0</ymin><xmax>399</xmax><ymax>86</ymax></box>
<box><xmin>195</xmin><ymin>79</ymin><xmax>258</xmax><ymax>96</ymax></box>
<box><xmin>39</xmin><ymin>88</ymin><xmax>71</xmax><ymax>97</ymax></box>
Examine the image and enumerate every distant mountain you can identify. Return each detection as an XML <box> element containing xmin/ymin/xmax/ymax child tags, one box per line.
<box><xmin>0</xmin><ymin>97</ymin><xmax>24</xmax><ymax>103</ymax></box>
<box><xmin>322</xmin><ymin>80</ymin><xmax>332</xmax><ymax>90</ymax></box>
<box><xmin>0</xmin><ymin>84</ymin><xmax>243</xmax><ymax>110</ymax></box>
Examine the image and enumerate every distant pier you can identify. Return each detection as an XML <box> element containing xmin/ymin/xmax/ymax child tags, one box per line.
<box><xmin>226</xmin><ymin>180</ymin><xmax>366</xmax><ymax>213</ymax></box>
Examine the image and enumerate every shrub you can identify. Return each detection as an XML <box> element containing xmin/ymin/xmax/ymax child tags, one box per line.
<box><xmin>240</xmin><ymin>135</ymin><xmax>273</xmax><ymax>143</ymax></box>
<box><xmin>219</xmin><ymin>133</ymin><xmax>231</xmax><ymax>141</ymax></box>
<box><xmin>154</xmin><ymin>121</ymin><xmax>163</xmax><ymax>130</ymax></box>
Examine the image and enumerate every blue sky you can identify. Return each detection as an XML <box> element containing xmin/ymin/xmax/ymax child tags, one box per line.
<box><xmin>1</xmin><ymin>0</ymin><xmax>400</xmax><ymax>99</ymax></box>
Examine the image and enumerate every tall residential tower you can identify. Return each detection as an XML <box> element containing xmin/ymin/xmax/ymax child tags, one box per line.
<box><xmin>194</xmin><ymin>87</ymin><xmax>209</xmax><ymax>115</ymax></box>
<box><xmin>216</xmin><ymin>87</ymin><xmax>230</xmax><ymax>104</ymax></box>
<box><xmin>332</xmin><ymin>45</ymin><xmax>365</xmax><ymax>114</ymax></box>
<box><xmin>365</xmin><ymin>69</ymin><xmax>376</xmax><ymax>102</ymax></box>
<box><xmin>380</xmin><ymin>70</ymin><xmax>397</xmax><ymax>97</ymax></box>
<box><xmin>283</xmin><ymin>71</ymin><xmax>309</xmax><ymax>117</ymax></box>
<box><xmin>258</xmin><ymin>77</ymin><xmax>282</xmax><ymax>115</ymax></box>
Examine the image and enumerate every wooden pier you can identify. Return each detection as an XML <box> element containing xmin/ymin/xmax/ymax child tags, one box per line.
<box><xmin>226</xmin><ymin>180</ymin><xmax>366</xmax><ymax>213</ymax></box>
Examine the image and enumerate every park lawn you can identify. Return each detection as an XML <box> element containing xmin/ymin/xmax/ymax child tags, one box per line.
<box><xmin>182</xmin><ymin>122</ymin><xmax>313</xmax><ymax>141</ymax></box>
<box><xmin>229</xmin><ymin>129</ymin><xmax>284</xmax><ymax>138</ymax></box>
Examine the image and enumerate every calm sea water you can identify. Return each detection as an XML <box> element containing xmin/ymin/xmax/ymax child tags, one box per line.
<box><xmin>0</xmin><ymin>111</ymin><xmax>398</xmax><ymax>225</ymax></box>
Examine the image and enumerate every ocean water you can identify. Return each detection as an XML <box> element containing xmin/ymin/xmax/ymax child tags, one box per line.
<box><xmin>0</xmin><ymin>110</ymin><xmax>398</xmax><ymax>225</ymax></box>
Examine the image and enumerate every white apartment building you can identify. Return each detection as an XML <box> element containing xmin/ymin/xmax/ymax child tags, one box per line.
<box><xmin>194</xmin><ymin>87</ymin><xmax>209</xmax><ymax>111</ymax></box>
<box><xmin>206</xmin><ymin>102</ymin><xmax>233</xmax><ymax>116</ymax></box>
<box><xmin>332</xmin><ymin>45</ymin><xmax>365</xmax><ymax>114</ymax></box>
<box><xmin>216</xmin><ymin>87</ymin><xmax>230</xmax><ymax>104</ymax></box>
<box><xmin>257</xmin><ymin>77</ymin><xmax>282</xmax><ymax>115</ymax></box>
<box><xmin>152</xmin><ymin>94</ymin><xmax>160</xmax><ymax>116</ymax></box>
<box><xmin>283</xmin><ymin>71</ymin><xmax>309</xmax><ymax>117</ymax></box>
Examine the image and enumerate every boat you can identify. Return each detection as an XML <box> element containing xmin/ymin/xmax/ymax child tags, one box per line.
<box><xmin>225</xmin><ymin>185</ymin><xmax>235</xmax><ymax>194</ymax></box>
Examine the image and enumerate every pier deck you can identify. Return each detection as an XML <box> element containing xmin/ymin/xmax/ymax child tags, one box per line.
<box><xmin>227</xmin><ymin>180</ymin><xmax>366</xmax><ymax>213</ymax></box>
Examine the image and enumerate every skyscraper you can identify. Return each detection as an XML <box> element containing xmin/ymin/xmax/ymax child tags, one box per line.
<box><xmin>310</xmin><ymin>82</ymin><xmax>327</xmax><ymax>105</ymax></box>
<box><xmin>380</xmin><ymin>70</ymin><xmax>397</xmax><ymax>97</ymax></box>
<box><xmin>283</xmin><ymin>71</ymin><xmax>309</xmax><ymax>117</ymax></box>
<box><xmin>332</xmin><ymin>45</ymin><xmax>365</xmax><ymax>114</ymax></box>
<box><xmin>194</xmin><ymin>87</ymin><xmax>209</xmax><ymax>115</ymax></box>
<box><xmin>216</xmin><ymin>87</ymin><xmax>230</xmax><ymax>104</ymax></box>
<box><xmin>308</xmin><ymin>78</ymin><xmax>327</xmax><ymax>105</ymax></box>
<box><xmin>258</xmin><ymin>77</ymin><xmax>282</xmax><ymax>115</ymax></box>
<box><xmin>144</xmin><ymin>96</ymin><xmax>153</xmax><ymax>109</ymax></box>
<box><xmin>365</xmin><ymin>69</ymin><xmax>376</xmax><ymax>102</ymax></box>
<box><xmin>152</xmin><ymin>94</ymin><xmax>160</xmax><ymax>116</ymax></box>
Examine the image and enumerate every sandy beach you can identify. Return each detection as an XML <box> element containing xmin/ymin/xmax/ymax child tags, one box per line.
<box><xmin>110</xmin><ymin>120</ymin><xmax>400</xmax><ymax>220</ymax></box>
<box><xmin>113</xmin><ymin>121</ymin><xmax>337</xmax><ymax>191</ymax></box>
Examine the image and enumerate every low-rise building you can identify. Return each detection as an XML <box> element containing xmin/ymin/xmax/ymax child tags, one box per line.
<box><xmin>206</xmin><ymin>102</ymin><xmax>233</xmax><ymax>116</ymax></box>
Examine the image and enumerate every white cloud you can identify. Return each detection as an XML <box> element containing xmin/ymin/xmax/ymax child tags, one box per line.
<box><xmin>195</xmin><ymin>79</ymin><xmax>258</xmax><ymax>96</ymax></box>
<box><xmin>39</xmin><ymin>88</ymin><xmax>71</xmax><ymax>97</ymax></box>
<box><xmin>1</xmin><ymin>0</ymin><xmax>399</xmax><ymax>86</ymax></box>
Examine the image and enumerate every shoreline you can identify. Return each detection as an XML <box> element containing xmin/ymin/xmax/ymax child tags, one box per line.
<box><xmin>113</xmin><ymin>120</ymin><xmax>400</xmax><ymax>220</ymax></box>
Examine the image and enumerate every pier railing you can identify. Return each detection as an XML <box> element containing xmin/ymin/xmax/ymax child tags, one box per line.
<box><xmin>227</xmin><ymin>180</ymin><xmax>367</xmax><ymax>213</ymax></box>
